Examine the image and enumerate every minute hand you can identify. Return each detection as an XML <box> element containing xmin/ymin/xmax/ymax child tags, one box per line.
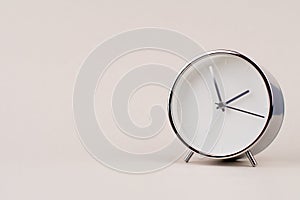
<box><xmin>225</xmin><ymin>105</ymin><xmax>265</xmax><ymax>118</ymax></box>
<box><xmin>209</xmin><ymin>66</ymin><xmax>223</xmax><ymax>103</ymax></box>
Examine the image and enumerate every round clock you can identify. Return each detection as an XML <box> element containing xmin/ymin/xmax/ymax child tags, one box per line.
<box><xmin>168</xmin><ymin>49</ymin><xmax>284</xmax><ymax>167</ymax></box>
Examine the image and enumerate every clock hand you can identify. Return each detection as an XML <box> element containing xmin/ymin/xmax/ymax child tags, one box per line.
<box><xmin>225</xmin><ymin>105</ymin><xmax>265</xmax><ymax>118</ymax></box>
<box><xmin>216</xmin><ymin>90</ymin><xmax>250</xmax><ymax>109</ymax></box>
<box><xmin>209</xmin><ymin>66</ymin><xmax>224</xmax><ymax>111</ymax></box>
<box><xmin>225</xmin><ymin>90</ymin><xmax>250</xmax><ymax>105</ymax></box>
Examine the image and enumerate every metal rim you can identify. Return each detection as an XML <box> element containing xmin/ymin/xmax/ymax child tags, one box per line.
<box><xmin>168</xmin><ymin>49</ymin><xmax>273</xmax><ymax>159</ymax></box>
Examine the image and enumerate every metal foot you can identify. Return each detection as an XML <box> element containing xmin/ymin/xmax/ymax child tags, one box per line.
<box><xmin>245</xmin><ymin>151</ymin><xmax>257</xmax><ymax>167</ymax></box>
<box><xmin>184</xmin><ymin>151</ymin><xmax>194</xmax><ymax>163</ymax></box>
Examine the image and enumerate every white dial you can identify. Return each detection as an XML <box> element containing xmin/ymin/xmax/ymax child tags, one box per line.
<box><xmin>169</xmin><ymin>51</ymin><xmax>271</xmax><ymax>157</ymax></box>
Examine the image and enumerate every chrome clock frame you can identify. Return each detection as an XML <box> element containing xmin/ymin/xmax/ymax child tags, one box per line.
<box><xmin>168</xmin><ymin>49</ymin><xmax>284</xmax><ymax>167</ymax></box>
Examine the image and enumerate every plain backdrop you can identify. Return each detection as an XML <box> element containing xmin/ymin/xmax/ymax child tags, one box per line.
<box><xmin>0</xmin><ymin>0</ymin><xmax>299</xmax><ymax>199</ymax></box>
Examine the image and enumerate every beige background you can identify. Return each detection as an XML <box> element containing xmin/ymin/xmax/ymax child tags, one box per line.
<box><xmin>1</xmin><ymin>0</ymin><xmax>299</xmax><ymax>199</ymax></box>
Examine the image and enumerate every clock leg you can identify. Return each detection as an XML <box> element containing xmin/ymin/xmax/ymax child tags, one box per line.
<box><xmin>184</xmin><ymin>151</ymin><xmax>194</xmax><ymax>163</ymax></box>
<box><xmin>245</xmin><ymin>151</ymin><xmax>257</xmax><ymax>167</ymax></box>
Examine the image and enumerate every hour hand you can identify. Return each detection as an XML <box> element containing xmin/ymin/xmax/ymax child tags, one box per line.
<box><xmin>216</xmin><ymin>90</ymin><xmax>250</xmax><ymax>109</ymax></box>
<box><xmin>225</xmin><ymin>90</ymin><xmax>250</xmax><ymax>105</ymax></box>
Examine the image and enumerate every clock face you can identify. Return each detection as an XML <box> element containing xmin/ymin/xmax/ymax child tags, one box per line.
<box><xmin>169</xmin><ymin>50</ymin><xmax>271</xmax><ymax>157</ymax></box>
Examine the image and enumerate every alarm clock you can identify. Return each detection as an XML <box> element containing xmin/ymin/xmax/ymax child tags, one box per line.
<box><xmin>168</xmin><ymin>49</ymin><xmax>284</xmax><ymax>167</ymax></box>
